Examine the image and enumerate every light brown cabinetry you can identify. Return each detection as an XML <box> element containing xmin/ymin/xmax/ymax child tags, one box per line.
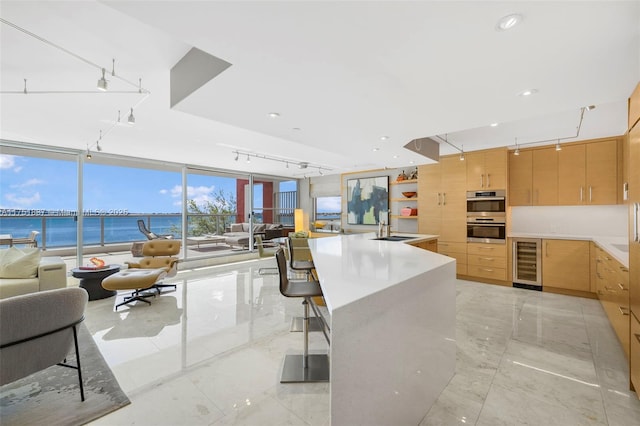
<box><xmin>508</xmin><ymin>146</ymin><xmax>559</xmax><ymax>206</ymax></box>
<box><xmin>410</xmin><ymin>239</ymin><xmax>438</xmax><ymax>252</ymax></box>
<box><xmin>542</xmin><ymin>239</ymin><xmax>590</xmax><ymax>293</ymax></box>
<box><xmin>467</xmin><ymin>243</ymin><xmax>507</xmax><ymax>281</ymax></box>
<box><xmin>558</xmin><ymin>140</ymin><xmax>618</xmax><ymax>205</ymax></box>
<box><xmin>593</xmin><ymin>243</ymin><xmax>630</xmax><ymax>358</ymax></box>
<box><xmin>466</xmin><ymin>149</ymin><xmax>507</xmax><ymax>191</ymax></box>
<box><xmin>418</xmin><ymin>156</ymin><xmax>467</xmax><ymax>275</ymax></box>
<box><xmin>629</xmin><ymin>83</ymin><xmax>640</xmax><ymax>396</ymax></box>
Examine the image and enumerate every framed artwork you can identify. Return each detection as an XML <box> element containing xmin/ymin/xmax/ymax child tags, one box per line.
<box><xmin>346</xmin><ymin>176</ymin><xmax>389</xmax><ymax>225</ymax></box>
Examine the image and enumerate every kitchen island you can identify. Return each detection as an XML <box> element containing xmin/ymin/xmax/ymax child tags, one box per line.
<box><xmin>307</xmin><ymin>232</ymin><xmax>455</xmax><ymax>425</ymax></box>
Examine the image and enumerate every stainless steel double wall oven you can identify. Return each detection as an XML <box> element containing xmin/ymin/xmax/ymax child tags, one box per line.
<box><xmin>466</xmin><ymin>190</ymin><xmax>506</xmax><ymax>244</ymax></box>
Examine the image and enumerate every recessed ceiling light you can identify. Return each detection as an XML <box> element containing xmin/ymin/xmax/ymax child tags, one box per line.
<box><xmin>268</xmin><ymin>112</ymin><xmax>280</xmax><ymax>118</ymax></box>
<box><xmin>496</xmin><ymin>13</ymin><xmax>523</xmax><ymax>31</ymax></box>
<box><xmin>490</xmin><ymin>122</ymin><xmax>499</xmax><ymax>127</ymax></box>
<box><xmin>518</xmin><ymin>89</ymin><xmax>538</xmax><ymax>97</ymax></box>
<box><xmin>380</xmin><ymin>136</ymin><xmax>389</xmax><ymax>141</ymax></box>
<box><xmin>393</xmin><ymin>155</ymin><xmax>399</xmax><ymax>159</ymax></box>
<box><xmin>292</xmin><ymin>127</ymin><xmax>301</xmax><ymax>131</ymax></box>
<box><xmin>373</xmin><ymin>147</ymin><xmax>380</xmax><ymax>152</ymax></box>
<box><xmin>409</xmin><ymin>160</ymin><xmax>414</xmax><ymax>164</ymax></box>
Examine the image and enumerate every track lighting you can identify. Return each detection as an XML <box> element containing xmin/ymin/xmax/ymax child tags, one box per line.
<box><xmin>127</xmin><ymin>108</ymin><xmax>135</xmax><ymax>124</ymax></box>
<box><xmin>231</xmin><ymin>151</ymin><xmax>329</xmax><ymax>174</ymax></box>
<box><xmin>459</xmin><ymin>146</ymin><xmax>465</xmax><ymax>161</ymax></box>
<box><xmin>97</xmin><ymin>68</ymin><xmax>108</xmax><ymax>91</ymax></box>
<box><xmin>585</xmin><ymin>105</ymin><xmax>596</xmax><ymax>111</ymax></box>
<box><xmin>555</xmin><ymin>140</ymin><xmax>562</xmax><ymax>151</ymax></box>
<box><xmin>514</xmin><ymin>138</ymin><xmax>520</xmax><ymax>156</ymax></box>
<box><xmin>85</xmin><ymin>145</ymin><xmax>92</xmax><ymax>159</ymax></box>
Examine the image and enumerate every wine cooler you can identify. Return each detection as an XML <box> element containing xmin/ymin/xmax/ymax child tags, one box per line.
<box><xmin>512</xmin><ymin>238</ymin><xmax>542</xmax><ymax>290</ymax></box>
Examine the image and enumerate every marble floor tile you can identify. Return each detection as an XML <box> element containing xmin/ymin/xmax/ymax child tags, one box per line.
<box><xmin>83</xmin><ymin>263</ymin><xmax>640</xmax><ymax>425</ymax></box>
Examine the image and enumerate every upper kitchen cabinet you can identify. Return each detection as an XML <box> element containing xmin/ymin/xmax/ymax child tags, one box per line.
<box><xmin>558</xmin><ymin>139</ymin><xmax>618</xmax><ymax>205</ymax></box>
<box><xmin>466</xmin><ymin>148</ymin><xmax>507</xmax><ymax>191</ymax></box>
<box><xmin>508</xmin><ymin>150</ymin><xmax>532</xmax><ymax>206</ymax></box>
<box><xmin>629</xmin><ymin>81</ymin><xmax>640</xmax><ymax>131</ymax></box>
<box><xmin>508</xmin><ymin>147</ymin><xmax>558</xmax><ymax>206</ymax></box>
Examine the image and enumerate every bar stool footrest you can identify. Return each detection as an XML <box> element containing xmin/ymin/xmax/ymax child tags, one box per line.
<box><xmin>280</xmin><ymin>354</ymin><xmax>330</xmax><ymax>383</ymax></box>
<box><xmin>290</xmin><ymin>316</ymin><xmax>324</xmax><ymax>332</ymax></box>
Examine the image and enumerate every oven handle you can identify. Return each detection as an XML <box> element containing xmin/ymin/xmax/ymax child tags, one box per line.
<box><xmin>466</xmin><ymin>197</ymin><xmax>505</xmax><ymax>201</ymax></box>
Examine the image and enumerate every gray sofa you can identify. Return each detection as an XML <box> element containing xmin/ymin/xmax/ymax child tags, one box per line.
<box><xmin>0</xmin><ymin>249</ymin><xmax>68</xmax><ymax>299</ymax></box>
<box><xmin>223</xmin><ymin>223</ymin><xmax>284</xmax><ymax>248</ymax></box>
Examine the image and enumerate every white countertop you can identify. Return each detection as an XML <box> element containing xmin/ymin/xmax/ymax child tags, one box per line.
<box><xmin>509</xmin><ymin>233</ymin><xmax>628</xmax><ymax>268</ymax></box>
<box><xmin>307</xmin><ymin>232</ymin><xmax>450</xmax><ymax>312</ymax></box>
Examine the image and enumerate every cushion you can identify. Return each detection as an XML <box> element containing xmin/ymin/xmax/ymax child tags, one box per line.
<box><xmin>230</xmin><ymin>224</ymin><xmax>243</xmax><ymax>232</ymax></box>
<box><xmin>0</xmin><ymin>247</ymin><xmax>41</xmax><ymax>279</ymax></box>
<box><xmin>267</xmin><ymin>223</ymin><xmax>283</xmax><ymax>230</ymax></box>
<box><xmin>253</xmin><ymin>224</ymin><xmax>266</xmax><ymax>233</ymax></box>
<box><xmin>242</xmin><ymin>223</ymin><xmax>250</xmax><ymax>232</ymax></box>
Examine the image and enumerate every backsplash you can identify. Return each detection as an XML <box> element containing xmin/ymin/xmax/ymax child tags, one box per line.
<box><xmin>510</xmin><ymin>205</ymin><xmax>627</xmax><ymax>237</ymax></box>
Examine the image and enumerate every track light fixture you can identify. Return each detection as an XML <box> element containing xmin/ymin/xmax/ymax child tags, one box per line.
<box><xmin>127</xmin><ymin>108</ymin><xmax>135</xmax><ymax>124</ymax></box>
<box><xmin>555</xmin><ymin>140</ymin><xmax>562</xmax><ymax>151</ymax></box>
<box><xmin>231</xmin><ymin>150</ymin><xmax>330</xmax><ymax>175</ymax></box>
<box><xmin>514</xmin><ymin>138</ymin><xmax>520</xmax><ymax>156</ymax></box>
<box><xmin>459</xmin><ymin>145</ymin><xmax>465</xmax><ymax>161</ymax></box>
<box><xmin>97</xmin><ymin>68</ymin><xmax>108</xmax><ymax>91</ymax></box>
<box><xmin>85</xmin><ymin>144</ymin><xmax>92</xmax><ymax>159</ymax></box>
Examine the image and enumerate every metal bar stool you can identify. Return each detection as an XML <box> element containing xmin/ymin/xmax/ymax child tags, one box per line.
<box><xmin>285</xmin><ymin>237</ymin><xmax>324</xmax><ymax>332</ymax></box>
<box><xmin>276</xmin><ymin>248</ymin><xmax>329</xmax><ymax>383</ymax></box>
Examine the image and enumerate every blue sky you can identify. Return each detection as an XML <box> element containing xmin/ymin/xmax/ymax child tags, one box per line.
<box><xmin>0</xmin><ymin>154</ymin><xmax>296</xmax><ymax>213</ymax></box>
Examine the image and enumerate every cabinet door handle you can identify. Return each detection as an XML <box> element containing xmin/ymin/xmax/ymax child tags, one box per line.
<box><xmin>618</xmin><ymin>306</ymin><xmax>629</xmax><ymax>316</ymax></box>
<box><xmin>618</xmin><ymin>283</ymin><xmax>627</xmax><ymax>291</ymax></box>
<box><xmin>487</xmin><ymin>174</ymin><xmax>491</xmax><ymax>188</ymax></box>
<box><xmin>580</xmin><ymin>187</ymin><xmax>583</xmax><ymax>202</ymax></box>
<box><xmin>545</xmin><ymin>241</ymin><xmax>549</xmax><ymax>257</ymax></box>
<box><xmin>481</xmin><ymin>268</ymin><xmax>494</xmax><ymax>272</ymax></box>
<box><xmin>589</xmin><ymin>186</ymin><xmax>593</xmax><ymax>203</ymax></box>
<box><xmin>604</xmin><ymin>285</ymin><xmax>616</xmax><ymax>293</ymax></box>
<box><xmin>480</xmin><ymin>257</ymin><xmax>495</xmax><ymax>261</ymax></box>
<box><xmin>480</xmin><ymin>174</ymin><xmax>484</xmax><ymax>188</ymax></box>
<box><xmin>479</xmin><ymin>246</ymin><xmax>495</xmax><ymax>250</ymax></box>
<box><xmin>442</xmin><ymin>193</ymin><xmax>446</xmax><ymax>206</ymax></box>
<box><xmin>437</xmin><ymin>193</ymin><xmax>441</xmax><ymax>206</ymax></box>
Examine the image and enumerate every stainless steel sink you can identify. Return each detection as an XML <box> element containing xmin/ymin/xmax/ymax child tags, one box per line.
<box><xmin>372</xmin><ymin>236</ymin><xmax>415</xmax><ymax>242</ymax></box>
<box><xmin>610</xmin><ymin>243</ymin><xmax>629</xmax><ymax>252</ymax></box>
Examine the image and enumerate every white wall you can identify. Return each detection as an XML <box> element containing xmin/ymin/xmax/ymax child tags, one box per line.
<box><xmin>510</xmin><ymin>205</ymin><xmax>627</xmax><ymax>237</ymax></box>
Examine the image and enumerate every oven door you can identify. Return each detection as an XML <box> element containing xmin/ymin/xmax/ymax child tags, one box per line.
<box><xmin>466</xmin><ymin>198</ymin><xmax>506</xmax><ymax>216</ymax></box>
<box><xmin>467</xmin><ymin>220</ymin><xmax>506</xmax><ymax>244</ymax></box>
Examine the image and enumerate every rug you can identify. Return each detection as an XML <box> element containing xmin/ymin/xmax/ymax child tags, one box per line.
<box><xmin>0</xmin><ymin>323</ymin><xmax>130</xmax><ymax>426</ymax></box>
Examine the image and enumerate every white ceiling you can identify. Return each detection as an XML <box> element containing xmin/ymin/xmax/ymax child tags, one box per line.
<box><xmin>1</xmin><ymin>1</ymin><xmax>639</xmax><ymax>178</ymax></box>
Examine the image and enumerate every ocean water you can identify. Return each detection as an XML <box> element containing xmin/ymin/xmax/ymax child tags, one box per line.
<box><xmin>0</xmin><ymin>215</ymin><xmax>181</xmax><ymax>248</ymax></box>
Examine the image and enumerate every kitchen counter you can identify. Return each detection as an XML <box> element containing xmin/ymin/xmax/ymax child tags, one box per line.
<box><xmin>509</xmin><ymin>233</ymin><xmax>628</xmax><ymax>268</ymax></box>
<box><xmin>307</xmin><ymin>232</ymin><xmax>455</xmax><ymax>425</ymax></box>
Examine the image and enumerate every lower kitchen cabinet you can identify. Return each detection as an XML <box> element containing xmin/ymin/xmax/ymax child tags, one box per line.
<box><xmin>542</xmin><ymin>239</ymin><xmax>590</xmax><ymax>293</ymax></box>
<box><xmin>466</xmin><ymin>243</ymin><xmax>507</xmax><ymax>281</ymax></box>
<box><xmin>593</xmin><ymin>243</ymin><xmax>630</xmax><ymax>358</ymax></box>
<box><xmin>632</xmin><ymin>313</ymin><xmax>640</xmax><ymax>395</ymax></box>
<box><xmin>410</xmin><ymin>239</ymin><xmax>438</xmax><ymax>252</ymax></box>
<box><xmin>438</xmin><ymin>242</ymin><xmax>467</xmax><ymax>275</ymax></box>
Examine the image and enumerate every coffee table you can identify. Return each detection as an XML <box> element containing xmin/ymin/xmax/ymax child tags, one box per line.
<box><xmin>71</xmin><ymin>265</ymin><xmax>121</xmax><ymax>300</ymax></box>
<box><xmin>187</xmin><ymin>235</ymin><xmax>227</xmax><ymax>249</ymax></box>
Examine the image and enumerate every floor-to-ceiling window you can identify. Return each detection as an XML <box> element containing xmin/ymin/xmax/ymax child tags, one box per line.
<box><xmin>83</xmin><ymin>156</ymin><xmax>182</xmax><ymax>265</ymax></box>
<box><xmin>1</xmin><ymin>141</ymin><xmax>298</xmax><ymax>264</ymax></box>
<box><xmin>0</xmin><ymin>147</ymin><xmax>78</xmax><ymax>250</ymax></box>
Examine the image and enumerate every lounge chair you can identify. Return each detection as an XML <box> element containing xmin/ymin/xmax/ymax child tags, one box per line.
<box><xmin>137</xmin><ymin>219</ymin><xmax>173</xmax><ymax>240</ymax></box>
